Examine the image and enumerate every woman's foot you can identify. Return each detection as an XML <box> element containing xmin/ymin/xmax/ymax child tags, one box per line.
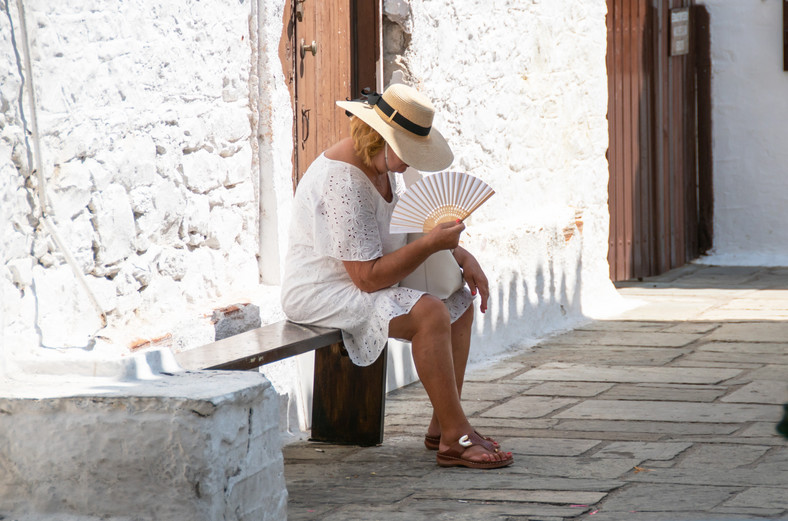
<box><xmin>424</xmin><ymin>430</ymin><xmax>500</xmax><ymax>451</ymax></box>
<box><xmin>436</xmin><ymin>431</ymin><xmax>513</xmax><ymax>469</ymax></box>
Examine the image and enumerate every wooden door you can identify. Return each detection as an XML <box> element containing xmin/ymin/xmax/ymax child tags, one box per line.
<box><xmin>606</xmin><ymin>0</ymin><xmax>712</xmax><ymax>281</ymax></box>
<box><xmin>280</xmin><ymin>0</ymin><xmax>379</xmax><ymax>187</ymax></box>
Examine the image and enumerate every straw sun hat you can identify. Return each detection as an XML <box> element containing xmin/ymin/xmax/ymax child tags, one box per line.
<box><xmin>336</xmin><ymin>84</ymin><xmax>454</xmax><ymax>172</ymax></box>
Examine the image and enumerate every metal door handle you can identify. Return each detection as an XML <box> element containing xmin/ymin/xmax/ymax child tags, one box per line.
<box><xmin>300</xmin><ymin>39</ymin><xmax>317</xmax><ymax>58</ymax></box>
<box><xmin>301</xmin><ymin>108</ymin><xmax>311</xmax><ymax>147</ymax></box>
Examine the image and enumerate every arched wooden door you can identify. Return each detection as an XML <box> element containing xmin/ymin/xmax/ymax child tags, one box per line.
<box><xmin>280</xmin><ymin>0</ymin><xmax>379</xmax><ymax>188</ymax></box>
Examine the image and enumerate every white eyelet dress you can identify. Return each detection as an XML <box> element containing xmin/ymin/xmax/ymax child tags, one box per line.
<box><xmin>281</xmin><ymin>154</ymin><xmax>473</xmax><ymax>367</ymax></box>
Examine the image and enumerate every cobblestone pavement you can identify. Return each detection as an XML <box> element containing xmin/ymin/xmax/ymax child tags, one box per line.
<box><xmin>283</xmin><ymin>265</ymin><xmax>788</xmax><ymax>521</ymax></box>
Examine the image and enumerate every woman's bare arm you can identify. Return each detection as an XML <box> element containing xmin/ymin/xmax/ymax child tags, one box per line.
<box><xmin>453</xmin><ymin>246</ymin><xmax>489</xmax><ymax>313</ymax></box>
<box><xmin>343</xmin><ymin>221</ymin><xmax>465</xmax><ymax>292</ymax></box>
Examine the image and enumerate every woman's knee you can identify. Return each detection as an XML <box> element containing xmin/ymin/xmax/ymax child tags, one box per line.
<box><xmin>413</xmin><ymin>294</ymin><xmax>452</xmax><ymax>332</ymax></box>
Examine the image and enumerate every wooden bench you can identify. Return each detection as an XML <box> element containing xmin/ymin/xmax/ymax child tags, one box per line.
<box><xmin>173</xmin><ymin>320</ymin><xmax>387</xmax><ymax>446</ymax></box>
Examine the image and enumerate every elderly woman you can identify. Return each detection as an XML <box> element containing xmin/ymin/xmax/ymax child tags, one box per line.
<box><xmin>281</xmin><ymin>84</ymin><xmax>512</xmax><ymax>469</ymax></box>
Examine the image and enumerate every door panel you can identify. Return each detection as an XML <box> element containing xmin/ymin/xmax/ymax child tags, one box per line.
<box><xmin>294</xmin><ymin>0</ymin><xmax>352</xmax><ymax>185</ymax></box>
<box><xmin>606</xmin><ymin>0</ymin><xmax>707</xmax><ymax>281</ymax></box>
<box><xmin>281</xmin><ymin>0</ymin><xmax>379</xmax><ymax>188</ymax></box>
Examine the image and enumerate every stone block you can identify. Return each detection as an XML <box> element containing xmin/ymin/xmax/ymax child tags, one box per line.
<box><xmin>212</xmin><ymin>303</ymin><xmax>262</xmax><ymax>341</ymax></box>
<box><xmin>32</xmin><ymin>264</ymin><xmax>104</xmax><ymax>348</ymax></box>
<box><xmin>0</xmin><ymin>370</ymin><xmax>286</xmax><ymax>521</ymax></box>
<box><xmin>182</xmin><ymin>149</ymin><xmax>225</xmax><ymax>194</ymax></box>
<box><xmin>90</xmin><ymin>183</ymin><xmax>135</xmax><ymax>266</ymax></box>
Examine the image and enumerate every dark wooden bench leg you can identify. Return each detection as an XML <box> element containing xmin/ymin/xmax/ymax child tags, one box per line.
<box><xmin>310</xmin><ymin>342</ymin><xmax>387</xmax><ymax>446</ymax></box>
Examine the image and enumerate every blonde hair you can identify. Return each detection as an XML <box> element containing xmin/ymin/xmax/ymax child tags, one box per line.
<box><xmin>350</xmin><ymin>116</ymin><xmax>386</xmax><ymax>168</ymax></box>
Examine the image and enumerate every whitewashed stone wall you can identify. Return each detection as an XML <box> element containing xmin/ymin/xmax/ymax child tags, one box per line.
<box><xmin>1</xmin><ymin>0</ymin><xmax>291</xmax><ymax>517</ymax></box>
<box><xmin>384</xmin><ymin>0</ymin><xmax>619</xmax><ymax>360</ymax></box>
<box><xmin>0</xmin><ymin>0</ymin><xmax>292</xmax><ymax>372</ymax></box>
<box><xmin>2</xmin><ymin>0</ymin><xmax>620</xmax><ymax>448</ymax></box>
<box><xmin>699</xmin><ymin>0</ymin><xmax>788</xmax><ymax>266</ymax></box>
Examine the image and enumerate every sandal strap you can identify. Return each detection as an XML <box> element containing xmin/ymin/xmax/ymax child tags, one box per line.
<box><xmin>439</xmin><ymin>431</ymin><xmax>500</xmax><ymax>459</ymax></box>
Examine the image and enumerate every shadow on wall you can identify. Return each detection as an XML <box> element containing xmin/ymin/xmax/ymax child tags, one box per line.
<box><xmin>476</xmin><ymin>246</ymin><xmax>585</xmax><ymax>360</ymax></box>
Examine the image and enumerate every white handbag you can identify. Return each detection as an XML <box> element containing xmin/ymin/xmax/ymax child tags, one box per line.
<box><xmin>399</xmin><ymin>233</ymin><xmax>464</xmax><ymax>299</ymax></box>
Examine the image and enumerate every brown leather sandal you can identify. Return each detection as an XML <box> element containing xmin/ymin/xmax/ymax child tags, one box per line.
<box><xmin>424</xmin><ymin>431</ymin><xmax>500</xmax><ymax>451</ymax></box>
<box><xmin>436</xmin><ymin>432</ymin><xmax>514</xmax><ymax>469</ymax></box>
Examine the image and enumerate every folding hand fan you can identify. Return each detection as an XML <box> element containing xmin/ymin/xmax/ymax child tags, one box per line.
<box><xmin>390</xmin><ymin>171</ymin><xmax>495</xmax><ymax>233</ymax></box>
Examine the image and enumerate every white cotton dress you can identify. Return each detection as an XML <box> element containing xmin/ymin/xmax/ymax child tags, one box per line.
<box><xmin>281</xmin><ymin>154</ymin><xmax>474</xmax><ymax>367</ymax></box>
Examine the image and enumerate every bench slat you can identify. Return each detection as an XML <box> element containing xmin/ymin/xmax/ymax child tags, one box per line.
<box><xmin>174</xmin><ymin>321</ymin><xmax>343</xmax><ymax>371</ymax></box>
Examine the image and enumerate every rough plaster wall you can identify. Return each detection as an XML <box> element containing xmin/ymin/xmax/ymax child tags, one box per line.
<box><xmin>0</xmin><ymin>0</ymin><xmax>292</xmax><ymax>369</ymax></box>
<box><xmin>700</xmin><ymin>0</ymin><xmax>788</xmax><ymax>266</ymax></box>
<box><xmin>384</xmin><ymin>0</ymin><xmax>618</xmax><ymax>360</ymax></box>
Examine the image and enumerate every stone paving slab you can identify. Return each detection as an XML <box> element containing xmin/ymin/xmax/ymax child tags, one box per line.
<box><xmin>704</xmin><ymin>322</ymin><xmax>788</xmax><ymax>343</ymax></box>
<box><xmin>416</xmin><ymin>473</ymin><xmax>627</xmax><ymax>492</ymax></box>
<box><xmin>576</xmin><ymin>321</ymin><xmax>673</xmax><ymax>332</ymax></box>
<box><xmin>482</xmin><ymin>396</ymin><xmax>578</xmax><ymax>418</ymax></box>
<box><xmin>699</xmin><ymin>341</ymin><xmax>788</xmax><ymax>354</ymax></box>
<box><xmin>515</xmin><ymin>455</ymin><xmax>645</xmax><ymax>479</ymax></box>
<box><xmin>591</xmin><ymin>441</ymin><xmax>692</xmax><ymax>460</ymax></box>
<box><xmin>599</xmin><ymin>483</ymin><xmax>740</xmax><ymax>512</ymax></box>
<box><xmin>700</xmin><ymin>309</ymin><xmax>788</xmax><ymax>320</ymax></box>
<box><xmin>515</xmin><ymin>363</ymin><xmax>742</xmax><ymax>384</ymax></box>
<box><xmin>721</xmin><ymin>486</ymin><xmax>788</xmax><ymax>510</ymax></box>
<box><xmin>671</xmin><ymin>359</ymin><xmax>766</xmax><ymax>370</ymax></box>
<box><xmin>385</xmin><ymin>397</ymin><xmax>492</xmax><ymax>417</ymax></box>
<box><xmin>682</xmin><ymin>349</ymin><xmax>788</xmax><ymax>365</ymax></box>
<box><xmin>525</xmin><ymin>346</ymin><xmax>687</xmax><ymax>366</ymax></box>
<box><xmin>625</xmin><ymin>468</ymin><xmax>788</xmax><ymax>489</ymax></box>
<box><xmin>555</xmin><ymin>399</ymin><xmax>781</xmax><ymax>423</ymax></box>
<box><xmin>582</xmin><ymin>513</ymin><xmax>775</xmax><ymax>521</ymax></box>
<box><xmin>500</xmin><ymin>437</ymin><xmax>601</xmax><ymax>456</ymax></box>
<box><xmin>386</xmin><ymin>499</ymin><xmax>590</xmax><ymax>520</ymax></box>
<box><xmin>555</xmin><ymin>419</ymin><xmax>741</xmax><ymax>435</ymax></box>
<box><xmin>662</xmin><ymin>322</ymin><xmax>721</xmax><ymax>334</ymax></box>
<box><xmin>721</xmin><ymin>380</ymin><xmax>788</xmax><ymax>404</ymax></box>
<box><xmin>522</xmin><ymin>381</ymin><xmax>614</xmax><ymax>397</ymax></box>
<box><xmin>674</xmin><ymin>444</ymin><xmax>771</xmax><ymax>468</ymax></box>
<box><xmin>458</xmin><ymin>381</ymin><xmax>536</xmax><ymax>401</ymax></box>
<box><xmin>597</xmin><ymin>383</ymin><xmax>729</xmax><ymax>402</ymax></box>
<box><xmin>723</xmin><ymin>364</ymin><xmax>788</xmax><ymax>384</ymax></box>
<box><xmin>538</xmin><ymin>330</ymin><xmax>700</xmax><ymax>347</ymax></box>
<box><xmin>412</xmin><ymin>489</ymin><xmax>608</xmax><ymax>505</ymax></box>
<box><xmin>736</xmin><ymin>421</ymin><xmax>785</xmax><ymax>437</ymax></box>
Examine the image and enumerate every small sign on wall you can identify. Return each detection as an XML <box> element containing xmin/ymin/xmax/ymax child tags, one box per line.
<box><xmin>670</xmin><ymin>7</ymin><xmax>690</xmax><ymax>57</ymax></box>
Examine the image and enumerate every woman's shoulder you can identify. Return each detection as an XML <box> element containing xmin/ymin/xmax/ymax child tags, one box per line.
<box><xmin>302</xmin><ymin>153</ymin><xmax>369</xmax><ymax>192</ymax></box>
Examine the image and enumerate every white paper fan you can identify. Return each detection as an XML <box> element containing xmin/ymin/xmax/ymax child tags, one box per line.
<box><xmin>390</xmin><ymin>171</ymin><xmax>495</xmax><ymax>233</ymax></box>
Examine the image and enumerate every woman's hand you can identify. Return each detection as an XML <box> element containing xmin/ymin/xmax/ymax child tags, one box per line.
<box><xmin>426</xmin><ymin>220</ymin><xmax>465</xmax><ymax>252</ymax></box>
<box><xmin>343</xmin><ymin>220</ymin><xmax>464</xmax><ymax>293</ymax></box>
<box><xmin>454</xmin><ymin>247</ymin><xmax>489</xmax><ymax>313</ymax></box>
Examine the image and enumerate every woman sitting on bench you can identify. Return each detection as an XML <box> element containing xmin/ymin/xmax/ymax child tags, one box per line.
<box><xmin>281</xmin><ymin>84</ymin><xmax>513</xmax><ymax>470</ymax></box>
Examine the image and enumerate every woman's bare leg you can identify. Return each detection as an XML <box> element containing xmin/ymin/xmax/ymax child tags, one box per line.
<box><xmin>426</xmin><ymin>304</ymin><xmax>473</xmax><ymax>439</ymax></box>
<box><xmin>390</xmin><ymin>296</ymin><xmax>505</xmax><ymax>462</ymax></box>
